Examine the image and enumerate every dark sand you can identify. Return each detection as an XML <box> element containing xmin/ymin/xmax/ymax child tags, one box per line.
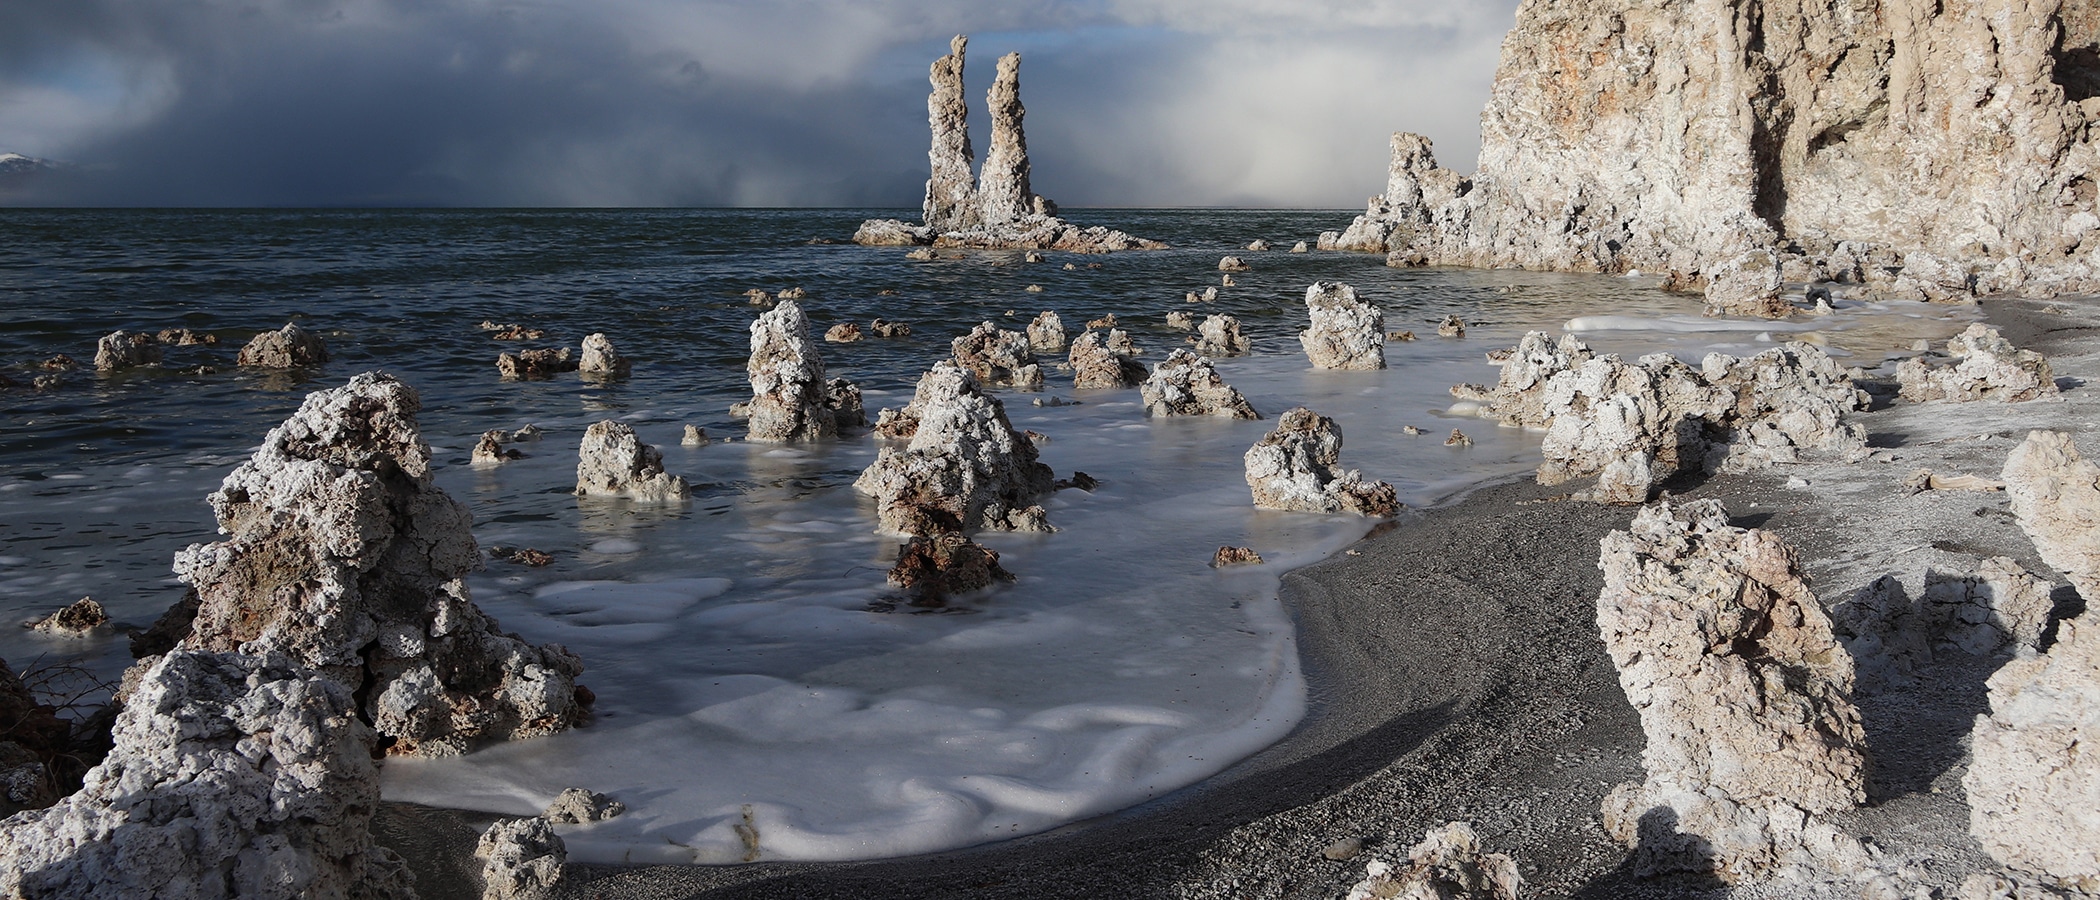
<box><xmin>377</xmin><ymin>296</ymin><xmax>2099</xmax><ymax>899</ymax></box>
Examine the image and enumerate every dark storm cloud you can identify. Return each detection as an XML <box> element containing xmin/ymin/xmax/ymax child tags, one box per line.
<box><xmin>0</xmin><ymin>0</ymin><xmax>1518</xmax><ymax>207</ymax></box>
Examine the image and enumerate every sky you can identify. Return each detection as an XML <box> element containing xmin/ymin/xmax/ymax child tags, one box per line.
<box><xmin>0</xmin><ymin>0</ymin><xmax>1520</xmax><ymax>208</ymax></box>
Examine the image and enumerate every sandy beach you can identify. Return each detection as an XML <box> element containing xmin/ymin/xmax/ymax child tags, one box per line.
<box><xmin>356</xmin><ymin>296</ymin><xmax>2098</xmax><ymax>899</ymax></box>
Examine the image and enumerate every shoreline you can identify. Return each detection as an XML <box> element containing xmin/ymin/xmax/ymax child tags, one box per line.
<box><xmin>374</xmin><ymin>294</ymin><xmax>2099</xmax><ymax>899</ymax></box>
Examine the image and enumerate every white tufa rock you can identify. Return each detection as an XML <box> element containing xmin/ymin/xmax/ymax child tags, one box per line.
<box><xmin>2004</xmin><ymin>430</ymin><xmax>2100</xmax><ymax>600</ymax></box>
<box><xmin>93</xmin><ymin>330</ymin><xmax>162</xmax><ymax>371</ymax></box>
<box><xmin>1455</xmin><ymin>331</ymin><xmax>1596</xmax><ymax>428</ymax></box>
<box><xmin>170</xmin><ymin>372</ymin><xmax>586</xmax><ymax>757</ymax></box>
<box><xmin>1596</xmin><ymin>499</ymin><xmax>1868</xmax><ymax>882</ymax></box>
<box><xmin>1027</xmin><ymin>311</ymin><xmax>1067</xmax><ymax>352</ymax></box>
<box><xmin>1193</xmin><ymin>314</ymin><xmax>1251</xmax><ymax>357</ymax></box>
<box><xmin>1835</xmin><ymin>558</ymin><xmax>2057</xmax><ymax>693</ymax></box>
<box><xmin>1343</xmin><ymin>822</ymin><xmax>1521</xmax><ymax>900</ymax></box>
<box><xmin>476</xmin><ymin>816</ymin><xmax>565</xmax><ymax>900</ymax></box>
<box><xmin>0</xmin><ymin>650</ymin><xmax>415</xmax><ymax>900</ymax></box>
<box><xmin>1897</xmin><ymin>324</ymin><xmax>2059</xmax><ymax>403</ymax></box>
<box><xmin>1140</xmin><ymin>350</ymin><xmax>1259</xmax><ymax>419</ymax></box>
<box><xmin>1068</xmin><ymin>330</ymin><xmax>1147</xmax><ymax>390</ymax></box>
<box><xmin>1243</xmin><ymin>408</ymin><xmax>1398</xmax><ymax>517</ymax></box>
<box><xmin>577</xmin><ymin>332</ymin><xmax>630</xmax><ymax>378</ymax></box>
<box><xmin>1964</xmin><ymin>617</ymin><xmax>2100</xmax><ymax>892</ymax></box>
<box><xmin>236</xmin><ymin>323</ymin><xmax>330</xmax><ymax>369</ymax></box>
<box><xmin>952</xmin><ymin>320</ymin><xmax>1044</xmax><ymax>389</ymax></box>
<box><xmin>575</xmin><ymin>421</ymin><xmax>690</xmax><ymax>503</ymax></box>
<box><xmin>853</xmin><ymin>362</ymin><xmax>1055</xmax><ymax>536</ymax></box>
<box><xmin>746</xmin><ymin>300</ymin><xmax>839</xmax><ymax>442</ymax></box>
<box><xmin>26</xmin><ymin>597</ymin><xmax>109</xmax><ymax>636</ymax></box>
<box><xmin>542</xmin><ymin>787</ymin><xmax>625</xmax><ymax>824</ymax></box>
<box><xmin>1299</xmin><ymin>282</ymin><xmax>1385</xmax><ymax>370</ymax></box>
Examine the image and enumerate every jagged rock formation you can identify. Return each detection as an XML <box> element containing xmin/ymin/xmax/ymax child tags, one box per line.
<box><xmin>1027</xmin><ymin>311</ymin><xmax>1067</xmax><ymax>352</ymax></box>
<box><xmin>93</xmin><ymin>330</ymin><xmax>161</xmax><ymax>371</ymax></box>
<box><xmin>1141</xmin><ymin>350</ymin><xmax>1259</xmax><ymax>419</ymax></box>
<box><xmin>1898</xmin><ymin>324</ymin><xmax>2060</xmax><ymax>402</ymax></box>
<box><xmin>1192</xmin><ymin>314</ymin><xmax>1251</xmax><ymax>357</ymax></box>
<box><xmin>1165</xmin><ymin>311</ymin><xmax>1193</xmax><ymax>330</ymax></box>
<box><xmin>887</xmin><ymin>533</ymin><xmax>1016</xmax><ymax>604</ymax></box>
<box><xmin>165</xmin><ymin>374</ymin><xmax>586</xmax><ymax>758</ymax></box>
<box><xmin>853</xmin><ymin>36</ymin><xmax>1164</xmax><ymax>253</ymax></box>
<box><xmin>953</xmin><ymin>321</ymin><xmax>1044</xmax><ymax>389</ymax></box>
<box><xmin>472</xmin><ymin>430</ymin><xmax>522</xmax><ymax>466</ymax></box>
<box><xmin>1300</xmin><ymin>282</ymin><xmax>1385</xmax><ymax>370</ymax></box>
<box><xmin>1325</xmin><ymin>3</ymin><xmax>2100</xmax><ymax>308</ymax></box>
<box><xmin>27</xmin><ymin>597</ymin><xmax>109</xmax><ymax>636</ymax></box>
<box><xmin>854</xmin><ymin>362</ymin><xmax>1055</xmax><ymax>535</ymax></box>
<box><xmin>1836</xmin><ymin>558</ymin><xmax>2056</xmax><ymax>692</ymax></box>
<box><xmin>497</xmin><ymin>348</ymin><xmax>576</xmax><ymax>379</ymax></box>
<box><xmin>543</xmin><ymin>788</ymin><xmax>624</xmax><ymax>824</ymax></box>
<box><xmin>577</xmin><ymin>332</ymin><xmax>630</xmax><ymax>379</ymax></box>
<box><xmin>155</xmin><ymin>328</ymin><xmax>215</xmax><ymax>346</ymax></box>
<box><xmin>2004</xmin><ymin>429</ymin><xmax>2100</xmax><ymax>599</ymax></box>
<box><xmin>1212</xmin><ymin>546</ymin><xmax>1263</xmax><ymax>567</ymax></box>
<box><xmin>1069</xmin><ymin>330</ymin><xmax>1147</xmax><ymax>390</ymax></box>
<box><xmin>826</xmin><ymin>377</ymin><xmax>867</xmax><ymax>429</ymax></box>
<box><xmin>1964</xmin><ymin>616</ymin><xmax>2100</xmax><ymax>890</ymax></box>
<box><xmin>476</xmin><ymin>817</ymin><xmax>564</xmax><ymax>900</ymax></box>
<box><xmin>824</xmin><ymin>323</ymin><xmax>863</xmax><ymax>343</ymax></box>
<box><xmin>1455</xmin><ymin>331</ymin><xmax>1596</xmax><ymax>428</ymax></box>
<box><xmin>1243</xmin><ymin>408</ymin><xmax>1399</xmax><ymax>516</ymax></box>
<box><xmin>1343</xmin><ymin>822</ymin><xmax>1522</xmax><ymax>900</ymax></box>
<box><xmin>869</xmin><ymin>318</ymin><xmax>911</xmax><ymax>338</ymax></box>
<box><xmin>575</xmin><ymin>421</ymin><xmax>690</xmax><ymax>503</ymax></box>
<box><xmin>0</xmin><ymin>650</ymin><xmax>415</xmax><ymax>900</ymax></box>
<box><xmin>746</xmin><ymin>300</ymin><xmax>839</xmax><ymax>442</ymax></box>
<box><xmin>1597</xmin><ymin>500</ymin><xmax>1868</xmax><ymax>882</ymax></box>
<box><xmin>237</xmin><ymin>323</ymin><xmax>330</xmax><ymax>369</ymax></box>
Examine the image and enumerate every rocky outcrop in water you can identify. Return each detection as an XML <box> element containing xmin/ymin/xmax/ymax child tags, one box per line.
<box><xmin>824</xmin><ymin>323</ymin><xmax>863</xmax><ymax>343</ymax></box>
<box><xmin>0</xmin><ymin>650</ymin><xmax>415</xmax><ymax>900</ymax></box>
<box><xmin>1243</xmin><ymin>408</ymin><xmax>1398</xmax><ymax>516</ymax></box>
<box><xmin>1027</xmin><ymin>311</ymin><xmax>1067</xmax><ymax>352</ymax></box>
<box><xmin>93</xmin><ymin>330</ymin><xmax>161</xmax><ymax>371</ymax></box>
<box><xmin>887</xmin><ymin>532</ymin><xmax>1016</xmax><ymax>605</ymax></box>
<box><xmin>1141</xmin><ymin>350</ymin><xmax>1259</xmax><ymax>419</ymax></box>
<box><xmin>543</xmin><ymin>788</ymin><xmax>624</xmax><ymax>824</ymax></box>
<box><xmin>1069</xmin><ymin>330</ymin><xmax>1147</xmax><ymax>390</ymax></box>
<box><xmin>497</xmin><ymin>348</ymin><xmax>577</xmax><ymax>380</ymax></box>
<box><xmin>577</xmin><ymin>332</ymin><xmax>630</xmax><ymax>379</ymax></box>
<box><xmin>576</xmin><ymin>421</ymin><xmax>690</xmax><ymax>503</ymax></box>
<box><xmin>1343</xmin><ymin>822</ymin><xmax>1522</xmax><ymax>900</ymax></box>
<box><xmin>1897</xmin><ymin>324</ymin><xmax>2060</xmax><ymax>403</ymax></box>
<box><xmin>476</xmin><ymin>816</ymin><xmax>564</xmax><ymax>900</ymax></box>
<box><xmin>746</xmin><ymin>300</ymin><xmax>839</xmax><ymax>442</ymax></box>
<box><xmin>1300</xmin><ymin>282</ymin><xmax>1384</xmax><ymax>370</ymax></box>
<box><xmin>26</xmin><ymin>597</ymin><xmax>109</xmax><ymax>636</ymax></box>
<box><xmin>1457</xmin><ymin>331</ymin><xmax>1596</xmax><ymax>428</ymax></box>
<box><xmin>1192</xmin><ymin>314</ymin><xmax>1251</xmax><ymax>357</ymax></box>
<box><xmin>167</xmin><ymin>374</ymin><xmax>587</xmax><ymax>758</ymax></box>
<box><xmin>953</xmin><ymin>321</ymin><xmax>1044</xmax><ymax>389</ymax></box>
<box><xmin>1596</xmin><ymin>500</ymin><xmax>1868</xmax><ymax>882</ymax></box>
<box><xmin>2004</xmin><ymin>429</ymin><xmax>2100</xmax><ymax>600</ymax></box>
<box><xmin>853</xmin><ymin>36</ymin><xmax>1164</xmax><ymax>253</ymax></box>
<box><xmin>854</xmin><ymin>362</ymin><xmax>1056</xmax><ymax>535</ymax></box>
<box><xmin>1964</xmin><ymin>616</ymin><xmax>2100</xmax><ymax>891</ymax></box>
<box><xmin>237</xmin><ymin>323</ymin><xmax>330</xmax><ymax>369</ymax></box>
<box><xmin>1326</xmin><ymin>3</ymin><xmax>2100</xmax><ymax>306</ymax></box>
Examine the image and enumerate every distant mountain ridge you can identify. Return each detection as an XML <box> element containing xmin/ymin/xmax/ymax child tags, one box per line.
<box><xmin>0</xmin><ymin>153</ymin><xmax>59</xmax><ymax>178</ymax></box>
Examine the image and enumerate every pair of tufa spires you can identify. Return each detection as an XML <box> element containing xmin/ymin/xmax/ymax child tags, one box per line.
<box><xmin>923</xmin><ymin>35</ymin><xmax>1055</xmax><ymax>232</ymax></box>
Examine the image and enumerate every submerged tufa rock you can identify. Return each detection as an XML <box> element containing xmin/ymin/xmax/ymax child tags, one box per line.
<box><xmin>887</xmin><ymin>532</ymin><xmax>1016</xmax><ymax>605</ymax></box>
<box><xmin>93</xmin><ymin>330</ymin><xmax>162</xmax><ymax>371</ymax></box>
<box><xmin>472</xmin><ymin>430</ymin><xmax>523</xmax><ymax>466</ymax></box>
<box><xmin>237</xmin><ymin>322</ymin><xmax>330</xmax><ymax>369</ymax></box>
<box><xmin>1897</xmin><ymin>324</ymin><xmax>2059</xmax><ymax>403</ymax></box>
<box><xmin>168</xmin><ymin>374</ymin><xmax>586</xmax><ymax>757</ymax></box>
<box><xmin>497</xmin><ymin>348</ymin><xmax>577</xmax><ymax>379</ymax></box>
<box><xmin>745</xmin><ymin>300</ymin><xmax>840</xmax><ymax>442</ymax></box>
<box><xmin>1299</xmin><ymin>282</ymin><xmax>1385</xmax><ymax>370</ymax></box>
<box><xmin>1596</xmin><ymin>499</ymin><xmax>1868</xmax><ymax>882</ymax></box>
<box><xmin>543</xmin><ymin>787</ymin><xmax>624</xmax><ymax>824</ymax></box>
<box><xmin>26</xmin><ymin>597</ymin><xmax>109</xmax><ymax>636</ymax></box>
<box><xmin>1027</xmin><ymin>311</ymin><xmax>1067</xmax><ymax>352</ymax></box>
<box><xmin>1243</xmin><ymin>408</ymin><xmax>1398</xmax><ymax>517</ymax></box>
<box><xmin>1141</xmin><ymin>349</ymin><xmax>1258</xmax><ymax>419</ymax></box>
<box><xmin>1963</xmin><ymin>616</ymin><xmax>2100</xmax><ymax>891</ymax></box>
<box><xmin>577</xmin><ymin>332</ymin><xmax>630</xmax><ymax>378</ymax></box>
<box><xmin>1068</xmin><ymin>330</ymin><xmax>1146</xmax><ymax>390</ymax></box>
<box><xmin>1192</xmin><ymin>314</ymin><xmax>1251</xmax><ymax>357</ymax></box>
<box><xmin>2003</xmin><ymin>430</ymin><xmax>2100</xmax><ymax>600</ymax></box>
<box><xmin>1343</xmin><ymin>822</ymin><xmax>1521</xmax><ymax>900</ymax></box>
<box><xmin>576</xmin><ymin>421</ymin><xmax>690</xmax><ymax>503</ymax></box>
<box><xmin>854</xmin><ymin>362</ymin><xmax>1055</xmax><ymax>536</ymax></box>
<box><xmin>953</xmin><ymin>320</ymin><xmax>1044</xmax><ymax>389</ymax></box>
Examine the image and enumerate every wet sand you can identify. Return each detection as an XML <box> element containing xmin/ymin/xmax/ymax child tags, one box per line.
<box><xmin>376</xmin><ymin>295</ymin><xmax>2099</xmax><ymax>899</ymax></box>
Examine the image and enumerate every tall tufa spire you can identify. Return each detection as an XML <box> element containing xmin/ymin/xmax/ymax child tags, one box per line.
<box><xmin>922</xmin><ymin>34</ymin><xmax>978</xmax><ymax>231</ymax></box>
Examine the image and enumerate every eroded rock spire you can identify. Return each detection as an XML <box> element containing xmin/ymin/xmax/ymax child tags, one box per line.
<box><xmin>923</xmin><ymin>34</ymin><xmax>976</xmax><ymax>232</ymax></box>
<box><xmin>978</xmin><ymin>51</ymin><xmax>1044</xmax><ymax>226</ymax></box>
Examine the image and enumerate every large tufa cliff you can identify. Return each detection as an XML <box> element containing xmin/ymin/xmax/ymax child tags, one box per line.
<box><xmin>1327</xmin><ymin>1</ymin><xmax>2100</xmax><ymax>312</ymax></box>
<box><xmin>855</xmin><ymin>36</ymin><xmax>1165</xmax><ymax>253</ymax></box>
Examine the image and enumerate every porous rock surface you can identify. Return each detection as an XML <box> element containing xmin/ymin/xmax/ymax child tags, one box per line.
<box><xmin>237</xmin><ymin>322</ymin><xmax>330</xmax><ymax>369</ymax></box>
<box><xmin>496</xmin><ymin>348</ymin><xmax>576</xmax><ymax>379</ymax></box>
<box><xmin>575</xmin><ymin>421</ymin><xmax>690</xmax><ymax>503</ymax></box>
<box><xmin>1299</xmin><ymin>282</ymin><xmax>1384</xmax><ymax>370</ymax></box>
<box><xmin>1596</xmin><ymin>499</ymin><xmax>1868</xmax><ymax>882</ymax></box>
<box><xmin>476</xmin><ymin>816</ymin><xmax>564</xmax><ymax>900</ymax></box>
<box><xmin>93</xmin><ymin>330</ymin><xmax>161</xmax><ymax>371</ymax></box>
<box><xmin>1326</xmin><ymin>2</ymin><xmax>2100</xmax><ymax>307</ymax></box>
<box><xmin>853</xmin><ymin>36</ymin><xmax>1164</xmax><ymax>253</ymax></box>
<box><xmin>1836</xmin><ymin>558</ymin><xmax>2056</xmax><ymax>692</ymax></box>
<box><xmin>0</xmin><ymin>649</ymin><xmax>415</xmax><ymax>900</ymax></box>
<box><xmin>1193</xmin><ymin>314</ymin><xmax>1251</xmax><ymax>357</ymax></box>
<box><xmin>1141</xmin><ymin>349</ymin><xmax>1259</xmax><ymax>419</ymax></box>
<box><xmin>577</xmin><ymin>332</ymin><xmax>630</xmax><ymax>378</ymax></box>
<box><xmin>1343</xmin><ymin>822</ymin><xmax>1521</xmax><ymax>900</ymax></box>
<box><xmin>1243</xmin><ymin>407</ymin><xmax>1398</xmax><ymax>517</ymax></box>
<box><xmin>2004</xmin><ymin>429</ymin><xmax>2100</xmax><ymax>599</ymax></box>
<box><xmin>1027</xmin><ymin>311</ymin><xmax>1067</xmax><ymax>352</ymax></box>
<box><xmin>1455</xmin><ymin>331</ymin><xmax>1597</xmax><ymax>428</ymax></box>
<box><xmin>27</xmin><ymin>597</ymin><xmax>109</xmax><ymax>636</ymax></box>
<box><xmin>1898</xmin><ymin>323</ymin><xmax>2060</xmax><ymax>403</ymax></box>
<box><xmin>854</xmin><ymin>362</ymin><xmax>1055</xmax><ymax>536</ymax></box>
<box><xmin>887</xmin><ymin>532</ymin><xmax>1016</xmax><ymax>604</ymax></box>
<box><xmin>1963</xmin><ymin>617</ymin><xmax>2100</xmax><ymax>891</ymax></box>
<box><xmin>746</xmin><ymin>300</ymin><xmax>839</xmax><ymax>442</ymax></box>
<box><xmin>543</xmin><ymin>788</ymin><xmax>624</xmax><ymax>825</ymax></box>
<box><xmin>953</xmin><ymin>321</ymin><xmax>1044</xmax><ymax>389</ymax></box>
<box><xmin>168</xmin><ymin>373</ymin><xmax>585</xmax><ymax>758</ymax></box>
<box><xmin>1069</xmin><ymin>330</ymin><xmax>1147</xmax><ymax>390</ymax></box>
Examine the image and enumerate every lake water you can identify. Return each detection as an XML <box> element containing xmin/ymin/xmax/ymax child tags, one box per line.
<box><xmin>0</xmin><ymin>208</ymin><xmax>1970</xmax><ymax>863</ymax></box>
